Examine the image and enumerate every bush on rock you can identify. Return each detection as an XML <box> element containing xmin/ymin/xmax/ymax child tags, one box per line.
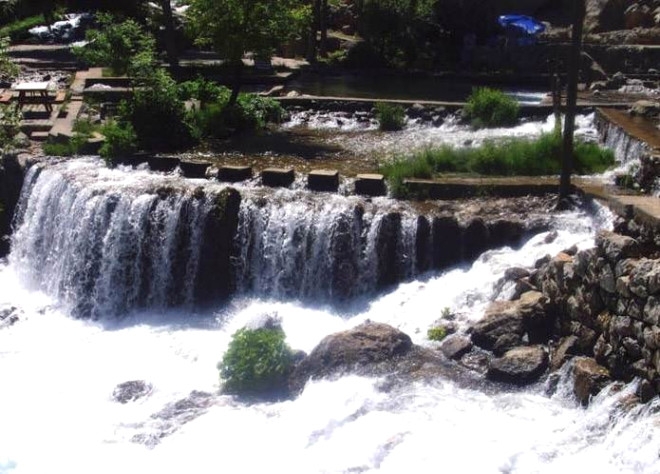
<box><xmin>219</xmin><ymin>327</ymin><xmax>295</xmax><ymax>397</ymax></box>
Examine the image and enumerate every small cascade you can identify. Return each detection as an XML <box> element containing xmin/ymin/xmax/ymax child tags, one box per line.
<box><xmin>233</xmin><ymin>192</ymin><xmax>421</xmax><ymax>301</ymax></box>
<box><xmin>597</xmin><ymin>115</ymin><xmax>649</xmax><ymax>170</ymax></box>
<box><xmin>9</xmin><ymin>160</ymin><xmax>236</xmax><ymax>318</ymax></box>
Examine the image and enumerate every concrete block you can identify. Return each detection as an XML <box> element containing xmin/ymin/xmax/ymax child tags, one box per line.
<box><xmin>180</xmin><ymin>161</ymin><xmax>210</xmax><ymax>179</ymax></box>
<box><xmin>218</xmin><ymin>165</ymin><xmax>253</xmax><ymax>182</ymax></box>
<box><xmin>262</xmin><ymin>167</ymin><xmax>295</xmax><ymax>187</ymax></box>
<box><xmin>148</xmin><ymin>156</ymin><xmax>181</xmax><ymax>172</ymax></box>
<box><xmin>355</xmin><ymin>173</ymin><xmax>386</xmax><ymax>196</ymax></box>
<box><xmin>308</xmin><ymin>169</ymin><xmax>339</xmax><ymax>192</ymax></box>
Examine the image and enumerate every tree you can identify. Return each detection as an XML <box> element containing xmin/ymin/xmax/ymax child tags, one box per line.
<box><xmin>72</xmin><ymin>14</ymin><xmax>156</xmax><ymax>76</ymax></box>
<box><xmin>558</xmin><ymin>0</ymin><xmax>585</xmax><ymax>205</ymax></box>
<box><xmin>187</xmin><ymin>0</ymin><xmax>311</xmax><ymax>105</ymax></box>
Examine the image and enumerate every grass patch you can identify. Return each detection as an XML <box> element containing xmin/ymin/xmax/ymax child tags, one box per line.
<box><xmin>380</xmin><ymin>133</ymin><xmax>615</xmax><ymax>198</ymax></box>
<box><xmin>375</xmin><ymin>102</ymin><xmax>405</xmax><ymax>131</ymax></box>
<box><xmin>464</xmin><ymin>87</ymin><xmax>519</xmax><ymax>129</ymax></box>
<box><xmin>0</xmin><ymin>15</ymin><xmax>45</xmax><ymax>42</ymax></box>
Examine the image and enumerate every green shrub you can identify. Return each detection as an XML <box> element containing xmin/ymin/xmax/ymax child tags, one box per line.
<box><xmin>187</xmin><ymin>92</ymin><xmax>284</xmax><ymax>138</ymax></box>
<box><xmin>99</xmin><ymin>120</ymin><xmax>137</xmax><ymax>161</ymax></box>
<box><xmin>178</xmin><ymin>77</ymin><xmax>229</xmax><ymax>105</ymax></box>
<box><xmin>122</xmin><ymin>69</ymin><xmax>195</xmax><ymax>152</ymax></box>
<box><xmin>219</xmin><ymin>327</ymin><xmax>294</xmax><ymax>396</ymax></box>
<box><xmin>464</xmin><ymin>87</ymin><xmax>519</xmax><ymax>128</ymax></box>
<box><xmin>375</xmin><ymin>102</ymin><xmax>405</xmax><ymax>131</ymax></box>
<box><xmin>427</xmin><ymin>326</ymin><xmax>447</xmax><ymax>342</ymax></box>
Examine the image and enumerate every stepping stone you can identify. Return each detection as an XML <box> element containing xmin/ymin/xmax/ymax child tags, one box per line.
<box><xmin>262</xmin><ymin>167</ymin><xmax>295</xmax><ymax>187</ymax></box>
<box><xmin>30</xmin><ymin>131</ymin><xmax>50</xmax><ymax>141</ymax></box>
<box><xmin>148</xmin><ymin>156</ymin><xmax>181</xmax><ymax>172</ymax></box>
<box><xmin>180</xmin><ymin>161</ymin><xmax>210</xmax><ymax>179</ymax></box>
<box><xmin>218</xmin><ymin>165</ymin><xmax>252</xmax><ymax>182</ymax></box>
<box><xmin>355</xmin><ymin>173</ymin><xmax>386</xmax><ymax>196</ymax></box>
<box><xmin>308</xmin><ymin>169</ymin><xmax>339</xmax><ymax>192</ymax></box>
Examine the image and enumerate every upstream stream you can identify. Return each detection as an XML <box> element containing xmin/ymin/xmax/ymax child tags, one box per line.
<box><xmin>1</xmin><ymin>114</ymin><xmax>659</xmax><ymax>473</ymax></box>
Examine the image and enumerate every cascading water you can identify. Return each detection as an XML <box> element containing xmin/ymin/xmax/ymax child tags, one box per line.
<box><xmin>9</xmin><ymin>160</ymin><xmax>224</xmax><ymax>318</ymax></box>
<box><xmin>1</xmin><ymin>153</ymin><xmax>659</xmax><ymax>473</ymax></box>
<box><xmin>234</xmin><ymin>191</ymin><xmax>419</xmax><ymax>301</ymax></box>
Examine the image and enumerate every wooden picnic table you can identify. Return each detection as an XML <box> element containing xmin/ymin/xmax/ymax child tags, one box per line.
<box><xmin>14</xmin><ymin>81</ymin><xmax>53</xmax><ymax>112</ymax></box>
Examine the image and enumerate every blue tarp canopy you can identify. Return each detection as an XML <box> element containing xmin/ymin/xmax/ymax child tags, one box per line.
<box><xmin>498</xmin><ymin>15</ymin><xmax>546</xmax><ymax>36</ymax></box>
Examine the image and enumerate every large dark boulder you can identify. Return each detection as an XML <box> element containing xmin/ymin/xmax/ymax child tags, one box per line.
<box><xmin>289</xmin><ymin>322</ymin><xmax>413</xmax><ymax>393</ymax></box>
<box><xmin>487</xmin><ymin>345</ymin><xmax>549</xmax><ymax>385</ymax></box>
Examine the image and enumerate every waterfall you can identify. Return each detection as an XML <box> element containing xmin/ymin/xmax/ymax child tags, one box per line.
<box><xmin>9</xmin><ymin>160</ymin><xmax>228</xmax><ymax>319</ymax></box>
<box><xmin>10</xmin><ymin>159</ymin><xmax>537</xmax><ymax>317</ymax></box>
<box><xmin>233</xmin><ymin>192</ymin><xmax>420</xmax><ymax>302</ymax></box>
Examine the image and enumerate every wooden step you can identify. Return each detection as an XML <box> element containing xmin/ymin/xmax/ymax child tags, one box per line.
<box><xmin>30</xmin><ymin>131</ymin><xmax>50</xmax><ymax>141</ymax></box>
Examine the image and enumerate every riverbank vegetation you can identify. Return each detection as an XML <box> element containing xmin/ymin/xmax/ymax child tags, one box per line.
<box><xmin>380</xmin><ymin>133</ymin><xmax>615</xmax><ymax>197</ymax></box>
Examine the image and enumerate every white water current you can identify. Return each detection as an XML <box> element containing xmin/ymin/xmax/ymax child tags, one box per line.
<box><xmin>1</xmin><ymin>112</ymin><xmax>659</xmax><ymax>473</ymax></box>
<box><xmin>1</xmin><ymin>159</ymin><xmax>659</xmax><ymax>473</ymax></box>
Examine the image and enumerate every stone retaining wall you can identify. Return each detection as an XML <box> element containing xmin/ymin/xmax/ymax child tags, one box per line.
<box><xmin>489</xmin><ymin>225</ymin><xmax>660</xmax><ymax>403</ymax></box>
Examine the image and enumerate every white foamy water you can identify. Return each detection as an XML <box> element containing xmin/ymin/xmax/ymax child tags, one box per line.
<box><xmin>1</xmin><ymin>173</ymin><xmax>659</xmax><ymax>473</ymax></box>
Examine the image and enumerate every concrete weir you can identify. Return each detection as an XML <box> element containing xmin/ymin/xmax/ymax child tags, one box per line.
<box><xmin>308</xmin><ymin>169</ymin><xmax>339</xmax><ymax>192</ymax></box>
<box><xmin>355</xmin><ymin>174</ymin><xmax>386</xmax><ymax>196</ymax></box>
<box><xmin>262</xmin><ymin>167</ymin><xmax>295</xmax><ymax>187</ymax></box>
<box><xmin>218</xmin><ymin>165</ymin><xmax>253</xmax><ymax>183</ymax></box>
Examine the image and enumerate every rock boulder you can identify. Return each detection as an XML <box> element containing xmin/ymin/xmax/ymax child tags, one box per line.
<box><xmin>289</xmin><ymin>322</ymin><xmax>413</xmax><ymax>393</ymax></box>
<box><xmin>573</xmin><ymin>357</ymin><xmax>611</xmax><ymax>405</ymax></box>
<box><xmin>487</xmin><ymin>345</ymin><xmax>549</xmax><ymax>385</ymax></box>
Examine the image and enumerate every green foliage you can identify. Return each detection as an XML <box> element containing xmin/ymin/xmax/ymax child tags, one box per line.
<box><xmin>0</xmin><ymin>103</ymin><xmax>21</xmax><ymax>152</ymax></box>
<box><xmin>380</xmin><ymin>133</ymin><xmax>615</xmax><ymax>198</ymax></box>
<box><xmin>0</xmin><ymin>14</ymin><xmax>45</xmax><ymax>42</ymax></box>
<box><xmin>121</xmin><ymin>69</ymin><xmax>195</xmax><ymax>151</ymax></box>
<box><xmin>375</xmin><ymin>102</ymin><xmax>405</xmax><ymax>131</ymax></box>
<box><xmin>187</xmin><ymin>0</ymin><xmax>310</xmax><ymax>101</ymax></box>
<box><xmin>99</xmin><ymin>119</ymin><xmax>137</xmax><ymax>161</ymax></box>
<box><xmin>379</xmin><ymin>154</ymin><xmax>433</xmax><ymax>198</ymax></box>
<box><xmin>178</xmin><ymin>77</ymin><xmax>229</xmax><ymax>105</ymax></box>
<box><xmin>0</xmin><ymin>37</ymin><xmax>18</xmax><ymax>79</ymax></box>
<box><xmin>188</xmin><ymin>92</ymin><xmax>284</xmax><ymax>138</ymax></box>
<box><xmin>72</xmin><ymin>14</ymin><xmax>156</xmax><ymax>76</ymax></box>
<box><xmin>356</xmin><ymin>0</ymin><xmax>438</xmax><ymax>68</ymax></box>
<box><xmin>42</xmin><ymin>118</ymin><xmax>98</xmax><ymax>157</ymax></box>
<box><xmin>427</xmin><ymin>326</ymin><xmax>447</xmax><ymax>342</ymax></box>
<box><xmin>464</xmin><ymin>88</ymin><xmax>520</xmax><ymax>129</ymax></box>
<box><xmin>187</xmin><ymin>0</ymin><xmax>310</xmax><ymax>63</ymax></box>
<box><xmin>219</xmin><ymin>327</ymin><xmax>294</xmax><ymax>396</ymax></box>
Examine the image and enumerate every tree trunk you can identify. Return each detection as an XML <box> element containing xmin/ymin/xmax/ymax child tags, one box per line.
<box><xmin>159</xmin><ymin>0</ymin><xmax>179</xmax><ymax>74</ymax></box>
<box><xmin>319</xmin><ymin>0</ymin><xmax>328</xmax><ymax>57</ymax></box>
<box><xmin>229</xmin><ymin>61</ymin><xmax>243</xmax><ymax>106</ymax></box>
<box><xmin>558</xmin><ymin>0</ymin><xmax>585</xmax><ymax>205</ymax></box>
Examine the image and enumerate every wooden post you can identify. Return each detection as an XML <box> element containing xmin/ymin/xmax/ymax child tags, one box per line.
<box><xmin>558</xmin><ymin>0</ymin><xmax>585</xmax><ymax>206</ymax></box>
